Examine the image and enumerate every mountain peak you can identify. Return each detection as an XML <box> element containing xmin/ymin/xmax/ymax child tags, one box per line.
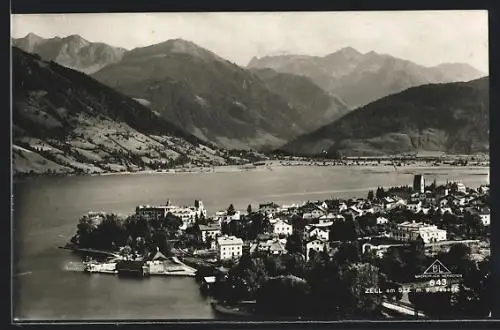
<box><xmin>24</xmin><ymin>32</ymin><xmax>43</xmax><ymax>40</ymax></box>
<box><xmin>337</xmin><ymin>46</ymin><xmax>360</xmax><ymax>55</ymax></box>
<box><xmin>124</xmin><ymin>38</ymin><xmax>223</xmax><ymax>63</ymax></box>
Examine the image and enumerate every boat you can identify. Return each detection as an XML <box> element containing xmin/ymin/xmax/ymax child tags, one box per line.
<box><xmin>84</xmin><ymin>261</ymin><xmax>118</xmax><ymax>274</ymax></box>
<box><xmin>210</xmin><ymin>300</ymin><xmax>256</xmax><ymax>318</ymax></box>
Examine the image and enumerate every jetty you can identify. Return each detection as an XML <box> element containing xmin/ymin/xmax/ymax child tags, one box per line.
<box><xmin>59</xmin><ymin>246</ymin><xmax>121</xmax><ymax>258</ymax></box>
<box><xmin>82</xmin><ymin>252</ymin><xmax>197</xmax><ymax>277</ymax></box>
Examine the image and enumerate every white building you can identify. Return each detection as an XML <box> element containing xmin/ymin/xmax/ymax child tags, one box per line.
<box><xmin>406</xmin><ymin>200</ymin><xmax>422</xmax><ymax>213</ymax></box>
<box><xmin>376</xmin><ymin>216</ymin><xmax>389</xmax><ymax>225</ymax></box>
<box><xmin>456</xmin><ymin>182</ymin><xmax>467</xmax><ymax>194</ymax></box>
<box><xmin>216</xmin><ymin>235</ymin><xmax>244</xmax><ymax>261</ymax></box>
<box><xmin>217</xmin><ymin>210</ymin><xmax>241</xmax><ymax>224</ymax></box>
<box><xmin>272</xmin><ymin>219</ymin><xmax>293</xmax><ymax>236</ymax></box>
<box><xmin>362</xmin><ymin>243</ymin><xmax>409</xmax><ymax>258</ymax></box>
<box><xmin>136</xmin><ymin>200</ymin><xmax>206</xmax><ymax>229</ymax></box>
<box><xmin>303</xmin><ymin>209</ymin><xmax>326</xmax><ymax>219</ymax></box>
<box><xmin>479</xmin><ymin>207</ymin><xmax>490</xmax><ymax>226</ymax></box>
<box><xmin>306</xmin><ymin>239</ymin><xmax>328</xmax><ymax>260</ymax></box>
<box><xmin>199</xmin><ymin>224</ymin><xmax>221</xmax><ymax>242</ymax></box>
<box><xmin>259</xmin><ymin>202</ymin><xmax>281</xmax><ymax>216</ymax></box>
<box><xmin>305</xmin><ymin>227</ymin><xmax>330</xmax><ymax>241</ymax></box>
<box><xmin>392</xmin><ymin>221</ymin><xmax>447</xmax><ymax>244</ymax></box>
<box><xmin>135</xmin><ymin>205</ymin><xmax>169</xmax><ymax>220</ymax></box>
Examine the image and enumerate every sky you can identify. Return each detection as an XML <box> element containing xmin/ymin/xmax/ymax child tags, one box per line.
<box><xmin>11</xmin><ymin>11</ymin><xmax>489</xmax><ymax>73</ymax></box>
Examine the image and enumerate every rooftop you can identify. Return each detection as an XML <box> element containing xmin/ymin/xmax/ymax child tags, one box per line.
<box><xmin>217</xmin><ymin>235</ymin><xmax>243</xmax><ymax>245</ymax></box>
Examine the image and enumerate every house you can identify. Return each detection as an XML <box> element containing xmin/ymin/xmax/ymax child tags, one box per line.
<box><xmin>216</xmin><ymin>235</ymin><xmax>243</xmax><ymax>261</ymax></box>
<box><xmin>439</xmin><ymin>195</ymin><xmax>460</xmax><ymax>208</ymax></box>
<box><xmin>259</xmin><ymin>202</ymin><xmax>281</xmax><ymax>216</ymax></box>
<box><xmin>305</xmin><ymin>226</ymin><xmax>330</xmax><ymax>241</ymax></box>
<box><xmin>146</xmin><ymin>249</ymin><xmax>169</xmax><ymax>273</ymax></box>
<box><xmin>218</xmin><ymin>210</ymin><xmax>241</xmax><ymax>224</ymax></box>
<box><xmin>250</xmin><ymin>238</ymin><xmax>287</xmax><ymax>255</ymax></box>
<box><xmin>199</xmin><ymin>224</ymin><xmax>221</xmax><ymax>242</ymax></box>
<box><xmin>479</xmin><ymin>207</ymin><xmax>490</xmax><ymax>226</ymax></box>
<box><xmin>303</xmin><ymin>207</ymin><xmax>326</xmax><ymax>219</ymax></box>
<box><xmin>272</xmin><ymin>219</ymin><xmax>293</xmax><ymax>236</ymax></box>
<box><xmin>306</xmin><ymin>239</ymin><xmax>329</xmax><ymax>260</ymax></box>
<box><xmin>136</xmin><ymin>205</ymin><xmax>169</xmax><ymax>220</ymax></box>
<box><xmin>116</xmin><ymin>260</ymin><xmax>149</xmax><ymax>277</ymax></box>
<box><xmin>362</xmin><ymin>242</ymin><xmax>410</xmax><ymax>258</ymax></box>
<box><xmin>478</xmin><ymin>185</ymin><xmax>489</xmax><ymax>194</ymax></box>
<box><xmin>391</xmin><ymin>221</ymin><xmax>447</xmax><ymax>244</ymax></box>
<box><xmin>382</xmin><ymin>196</ymin><xmax>396</xmax><ymax>210</ymax></box>
<box><xmin>435</xmin><ymin>186</ymin><xmax>449</xmax><ymax>201</ymax></box>
<box><xmin>86</xmin><ymin>212</ymin><xmax>107</xmax><ymax>227</ymax></box>
<box><xmin>136</xmin><ymin>200</ymin><xmax>207</xmax><ymax>227</ymax></box>
<box><xmin>376</xmin><ymin>216</ymin><xmax>389</xmax><ymax>225</ymax></box>
<box><xmin>406</xmin><ymin>200</ymin><xmax>422</xmax><ymax>213</ymax></box>
<box><xmin>455</xmin><ymin>182</ymin><xmax>467</xmax><ymax>194</ymax></box>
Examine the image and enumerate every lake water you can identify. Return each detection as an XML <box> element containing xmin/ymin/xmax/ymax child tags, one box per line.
<box><xmin>12</xmin><ymin>165</ymin><xmax>489</xmax><ymax>321</ymax></box>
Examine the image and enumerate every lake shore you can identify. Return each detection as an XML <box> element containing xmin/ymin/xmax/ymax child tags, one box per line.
<box><xmin>14</xmin><ymin>161</ymin><xmax>490</xmax><ymax>181</ymax></box>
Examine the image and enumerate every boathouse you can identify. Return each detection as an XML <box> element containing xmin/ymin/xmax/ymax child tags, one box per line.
<box><xmin>116</xmin><ymin>260</ymin><xmax>150</xmax><ymax>277</ymax></box>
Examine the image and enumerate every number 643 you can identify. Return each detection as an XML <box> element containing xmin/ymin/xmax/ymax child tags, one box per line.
<box><xmin>429</xmin><ymin>279</ymin><xmax>447</xmax><ymax>286</ymax></box>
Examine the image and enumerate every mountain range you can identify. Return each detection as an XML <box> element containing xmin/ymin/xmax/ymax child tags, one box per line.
<box><xmin>12</xmin><ymin>46</ymin><xmax>248</xmax><ymax>176</ymax></box>
<box><xmin>248</xmin><ymin>47</ymin><xmax>485</xmax><ymax>108</ymax></box>
<box><xmin>91</xmin><ymin>39</ymin><xmax>350</xmax><ymax>150</ymax></box>
<box><xmin>12</xmin><ymin>33</ymin><xmax>489</xmax><ymax>160</ymax></box>
<box><xmin>12</xmin><ymin>33</ymin><xmax>127</xmax><ymax>74</ymax></box>
<box><xmin>281</xmin><ymin>77</ymin><xmax>489</xmax><ymax>156</ymax></box>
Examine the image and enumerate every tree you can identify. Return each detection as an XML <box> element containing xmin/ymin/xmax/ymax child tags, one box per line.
<box><xmin>335</xmin><ymin>242</ymin><xmax>361</xmax><ymax>266</ymax></box>
<box><xmin>375</xmin><ymin>187</ymin><xmax>386</xmax><ymax>200</ymax></box>
<box><xmin>339</xmin><ymin>263</ymin><xmax>382</xmax><ymax>317</ymax></box>
<box><xmin>367</xmin><ymin>190</ymin><xmax>375</xmax><ymax>201</ymax></box>
<box><xmin>256</xmin><ymin>275</ymin><xmax>311</xmax><ymax>317</ymax></box>
<box><xmin>247</xmin><ymin>204</ymin><xmax>253</xmax><ymax>215</ymax></box>
<box><xmin>163</xmin><ymin>213</ymin><xmax>183</xmax><ymax>233</ymax></box>
<box><xmin>379</xmin><ymin>247</ymin><xmax>406</xmax><ymax>282</ymax></box>
<box><xmin>285</xmin><ymin>231</ymin><xmax>305</xmax><ymax>255</ymax></box>
<box><xmin>227</xmin><ymin>204</ymin><xmax>236</xmax><ymax>216</ymax></box>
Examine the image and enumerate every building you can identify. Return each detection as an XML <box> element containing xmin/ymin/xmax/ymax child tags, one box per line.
<box><xmin>305</xmin><ymin>226</ymin><xmax>330</xmax><ymax>241</ymax></box>
<box><xmin>413</xmin><ymin>175</ymin><xmax>425</xmax><ymax>193</ymax></box>
<box><xmin>136</xmin><ymin>200</ymin><xmax>206</xmax><ymax>228</ymax></box>
<box><xmin>306</xmin><ymin>239</ymin><xmax>328</xmax><ymax>260</ymax></box>
<box><xmin>116</xmin><ymin>260</ymin><xmax>150</xmax><ymax>277</ymax></box>
<box><xmin>250</xmin><ymin>238</ymin><xmax>287</xmax><ymax>255</ymax></box>
<box><xmin>272</xmin><ymin>219</ymin><xmax>293</xmax><ymax>236</ymax></box>
<box><xmin>391</xmin><ymin>221</ymin><xmax>447</xmax><ymax>244</ymax></box>
<box><xmin>216</xmin><ymin>235</ymin><xmax>243</xmax><ymax>261</ymax></box>
<box><xmin>259</xmin><ymin>202</ymin><xmax>281</xmax><ymax>216</ymax></box>
<box><xmin>376</xmin><ymin>216</ymin><xmax>389</xmax><ymax>225</ymax></box>
<box><xmin>199</xmin><ymin>224</ymin><xmax>221</xmax><ymax>242</ymax></box>
<box><xmin>479</xmin><ymin>207</ymin><xmax>490</xmax><ymax>226</ymax></box>
<box><xmin>217</xmin><ymin>210</ymin><xmax>241</xmax><ymax>224</ymax></box>
<box><xmin>135</xmin><ymin>205</ymin><xmax>169</xmax><ymax>220</ymax></box>
<box><xmin>406</xmin><ymin>200</ymin><xmax>422</xmax><ymax>213</ymax></box>
<box><xmin>362</xmin><ymin>242</ymin><xmax>410</xmax><ymax>258</ymax></box>
<box><xmin>435</xmin><ymin>186</ymin><xmax>449</xmax><ymax>201</ymax></box>
<box><xmin>455</xmin><ymin>182</ymin><xmax>467</xmax><ymax>194</ymax></box>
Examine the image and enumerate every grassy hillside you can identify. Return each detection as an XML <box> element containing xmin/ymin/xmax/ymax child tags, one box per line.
<box><xmin>249</xmin><ymin>68</ymin><xmax>350</xmax><ymax>130</ymax></box>
<box><xmin>91</xmin><ymin>39</ymin><xmax>318</xmax><ymax>151</ymax></box>
<box><xmin>12</xmin><ymin>47</ymin><xmax>248</xmax><ymax>177</ymax></box>
<box><xmin>280</xmin><ymin>77</ymin><xmax>489</xmax><ymax>156</ymax></box>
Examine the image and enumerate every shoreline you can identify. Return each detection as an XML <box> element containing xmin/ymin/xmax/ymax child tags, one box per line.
<box><xmin>13</xmin><ymin>163</ymin><xmax>490</xmax><ymax>181</ymax></box>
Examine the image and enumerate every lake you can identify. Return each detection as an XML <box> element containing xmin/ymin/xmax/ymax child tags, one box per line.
<box><xmin>12</xmin><ymin>165</ymin><xmax>489</xmax><ymax>320</ymax></box>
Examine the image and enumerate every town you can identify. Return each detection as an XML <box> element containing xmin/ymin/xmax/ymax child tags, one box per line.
<box><xmin>66</xmin><ymin>174</ymin><xmax>491</xmax><ymax>319</ymax></box>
